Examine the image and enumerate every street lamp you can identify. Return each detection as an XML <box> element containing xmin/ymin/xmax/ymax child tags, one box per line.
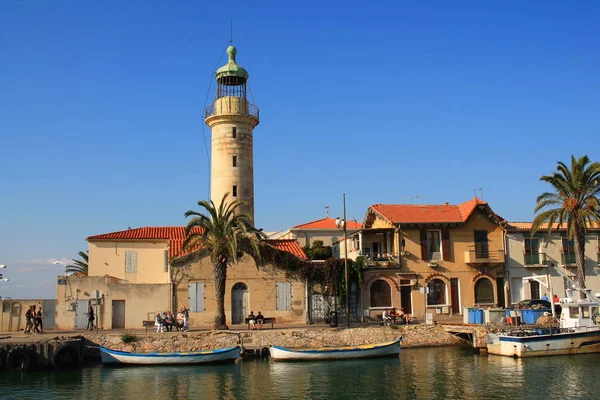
<box><xmin>53</xmin><ymin>260</ymin><xmax>67</xmax><ymax>276</ymax></box>
<box><xmin>335</xmin><ymin>193</ymin><xmax>351</xmax><ymax>328</ymax></box>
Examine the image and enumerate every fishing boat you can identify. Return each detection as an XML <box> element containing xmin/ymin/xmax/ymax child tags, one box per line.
<box><xmin>487</xmin><ymin>266</ymin><xmax>600</xmax><ymax>358</ymax></box>
<box><xmin>100</xmin><ymin>346</ymin><xmax>241</xmax><ymax>365</ymax></box>
<box><xmin>269</xmin><ymin>337</ymin><xmax>401</xmax><ymax>361</ymax></box>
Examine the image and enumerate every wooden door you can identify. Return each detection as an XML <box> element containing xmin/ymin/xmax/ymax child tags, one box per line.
<box><xmin>112</xmin><ymin>300</ymin><xmax>125</xmax><ymax>329</ymax></box>
<box><xmin>450</xmin><ymin>278</ymin><xmax>460</xmax><ymax>314</ymax></box>
<box><xmin>231</xmin><ymin>282</ymin><xmax>248</xmax><ymax>324</ymax></box>
<box><xmin>400</xmin><ymin>284</ymin><xmax>412</xmax><ymax>314</ymax></box>
<box><xmin>75</xmin><ymin>300</ymin><xmax>89</xmax><ymax>329</ymax></box>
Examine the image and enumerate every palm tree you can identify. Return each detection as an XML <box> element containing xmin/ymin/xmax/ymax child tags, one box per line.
<box><xmin>66</xmin><ymin>251</ymin><xmax>89</xmax><ymax>276</ymax></box>
<box><xmin>182</xmin><ymin>193</ymin><xmax>264</xmax><ymax>330</ymax></box>
<box><xmin>532</xmin><ymin>155</ymin><xmax>600</xmax><ymax>294</ymax></box>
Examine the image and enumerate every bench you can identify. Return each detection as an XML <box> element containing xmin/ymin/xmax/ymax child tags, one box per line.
<box><xmin>245</xmin><ymin>317</ymin><xmax>275</xmax><ymax>329</ymax></box>
<box><xmin>143</xmin><ymin>320</ymin><xmax>155</xmax><ymax>331</ymax></box>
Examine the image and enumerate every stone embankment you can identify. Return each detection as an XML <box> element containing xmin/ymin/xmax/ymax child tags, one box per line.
<box><xmin>100</xmin><ymin>325</ymin><xmax>467</xmax><ymax>353</ymax></box>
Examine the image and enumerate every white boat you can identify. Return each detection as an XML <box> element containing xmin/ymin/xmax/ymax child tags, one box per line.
<box><xmin>269</xmin><ymin>337</ymin><xmax>401</xmax><ymax>361</ymax></box>
<box><xmin>487</xmin><ymin>266</ymin><xmax>600</xmax><ymax>358</ymax></box>
<box><xmin>100</xmin><ymin>346</ymin><xmax>241</xmax><ymax>365</ymax></box>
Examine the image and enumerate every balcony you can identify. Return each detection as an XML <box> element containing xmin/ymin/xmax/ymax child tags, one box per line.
<box><xmin>363</xmin><ymin>256</ymin><xmax>401</xmax><ymax>269</ymax></box>
<box><xmin>523</xmin><ymin>252</ymin><xmax>547</xmax><ymax>268</ymax></box>
<box><xmin>464</xmin><ymin>245</ymin><xmax>505</xmax><ymax>266</ymax></box>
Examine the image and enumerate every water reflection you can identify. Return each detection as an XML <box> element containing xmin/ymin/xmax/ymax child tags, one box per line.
<box><xmin>2</xmin><ymin>349</ymin><xmax>600</xmax><ymax>399</ymax></box>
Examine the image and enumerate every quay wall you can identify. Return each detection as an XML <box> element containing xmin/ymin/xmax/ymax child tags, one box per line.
<box><xmin>98</xmin><ymin>325</ymin><xmax>468</xmax><ymax>353</ymax></box>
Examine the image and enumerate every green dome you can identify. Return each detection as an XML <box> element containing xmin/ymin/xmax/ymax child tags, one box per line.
<box><xmin>215</xmin><ymin>45</ymin><xmax>249</xmax><ymax>83</ymax></box>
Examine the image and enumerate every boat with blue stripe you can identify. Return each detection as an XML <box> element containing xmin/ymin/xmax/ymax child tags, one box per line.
<box><xmin>269</xmin><ymin>337</ymin><xmax>401</xmax><ymax>361</ymax></box>
<box><xmin>100</xmin><ymin>346</ymin><xmax>241</xmax><ymax>365</ymax></box>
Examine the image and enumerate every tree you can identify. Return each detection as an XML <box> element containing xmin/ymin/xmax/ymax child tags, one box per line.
<box><xmin>532</xmin><ymin>155</ymin><xmax>600</xmax><ymax>295</ymax></box>
<box><xmin>302</xmin><ymin>240</ymin><xmax>332</xmax><ymax>260</ymax></box>
<box><xmin>66</xmin><ymin>251</ymin><xmax>89</xmax><ymax>276</ymax></box>
<box><xmin>182</xmin><ymin>193</ymin><xmax>264</xmax><ymax>330</ymax></box>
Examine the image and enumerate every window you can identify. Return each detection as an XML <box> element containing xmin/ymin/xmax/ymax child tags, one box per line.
<box><xmin>189</xmin><ymin>282</ymin><xmax>205</xmax><ymax>312</ymax></box>
<box><xmin>524</xmin><ymin>238</ymin><xmax>540</xmax><ymax>265</ymax></box>
<box><xmin>370</xmin><ymin>280</ymin><xmax>391</xmax><ymax>307</ymax></box>
<box><xmin>125</xmin><ymin>250</ymin><xmax>137</xmax><ymax>274</ymax></box>
<box><xmin>583</xmin><ymin>306</ymin><xmax>591</xmax><ymax>318</ymax></box>
<box><xmin>569</xmin><ymin>306</ymin><xmax>580</xmax><ymax>318</ymax></box>
<box><xmin>232</xmin><ymin>185</ymin><xmax>237</xmax><ymax>197</ymax></box>
<box><xmin>562</xmin><ymin>237</ymin><xmax>576</xmax><ymax>265</ymax></box>
<box><xmin>474</xmin><ymin>230</ymin><xmax>489</xmax><ymax>258</ymax></box>
<box><xmin>233</xmin><ymin>155</ymin><xmax>237</xmax><ymax>167</ymax></box>
<box><xmin>232</xmin><ymin>127</ymin><xmax>237</xmax><ymax>138</ymax></box>
<box><xmin>276</xmin><ymin>282</ymin><xmax>291</xmax><ymax>310</ymax></box>
<box><xmin>474</xmin><ymin>278</ymin><xmax>494</xmax><ymax>304</ymax></box>
<box><xmin>530</xmin><ymin>280</ymin><xmax>540</xmax><ymax>299</ymax></box>
<box><xmin>427</xmin><ymin>279</ymin><xmax>446</xmax><ymax>305</ymax></box>
<box><xmin>427</xmin><ymin>230</ymin><xmax>442</xmax><ymax>260</ymax></box>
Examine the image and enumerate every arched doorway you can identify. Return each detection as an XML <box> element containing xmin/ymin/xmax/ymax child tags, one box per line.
<box><xmin>370</xmin><ymin>280</ymin><xmax>392</xmax><ymax>308</ymax></box>
<box><xmin>474</xmin><ymin>278</ymin><xmax>494</xmax><ymax>304</ymax></box>
<box><xmin>427</xmin><ymin>279</ymin><xmax>446</xmax><ymax>305</ymax></box>
<box><xmin>231</xmin><ymin>282</ymin><xmax>249</xmax><ymax>324</ymax></box>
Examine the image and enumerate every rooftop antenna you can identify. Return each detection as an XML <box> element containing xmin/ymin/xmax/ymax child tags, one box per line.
<box><xmin>408</xmin><ymin>196</ymin><xmax>420</xmax><ymax>204</ymax></box>
<box><xmin>473</xmin><ymin>188</ymin><xmax>482</xmax><ymax>198</ymax></box>
<box><xmin>325</xmin><ymin>205</ymin><xmax>329</xmax><ymax>218</ymax></box>
<box><xmin>230</xmin><ymin>20</ymin><xmax>233</xmax><ymax>45</ymax></box>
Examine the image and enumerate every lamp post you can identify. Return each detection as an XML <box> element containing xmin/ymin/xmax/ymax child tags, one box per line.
<box><xmin>335</xmin><ymin>194</ymin><xmax>351</xmax><ymax>328</ymax></box>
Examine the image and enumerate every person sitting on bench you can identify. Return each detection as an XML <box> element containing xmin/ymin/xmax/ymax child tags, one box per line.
<box><xmin>155</xmin><ymin>312</ymin><xmax>167</xmax><ymax>332</ymax></box>
<box><xmin>381</xmin><ymin>309</ymin><xmax>392</xmax><ymax>326</ymax></box>
<box><xmin>398</xmin><ymin>308</ymin><xmax>410</xmax><ymax>324</ymax></box>
<box><xmin>256</xmin><ymin>311</ymin><xmax>265</xmax><ymax>330</ymax></box>
<box><xmin>247</xmin><ymin>311</ymin><xmax>257</xmax><ymax>330</ymax></box>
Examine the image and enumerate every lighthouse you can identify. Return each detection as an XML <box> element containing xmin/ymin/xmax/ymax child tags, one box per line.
<box><xmin>205</xmin><ymin>45</ymin><xmax>259</xmax><ymax>224</ymax></box>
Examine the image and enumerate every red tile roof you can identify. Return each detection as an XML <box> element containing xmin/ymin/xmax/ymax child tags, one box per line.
<box><xmin>370</xmin><ymin>197</ymin><xmax>489</xmax><ymax>224</ymax></box>
<box><xmin>292</xmin><ymin>217</ymin><xmax>362</xmax><ymax>230</ymax></box>
<box><xmin>264</xmin><ymin>239</ymin><xmax>307</xmax><ymax>260</ymax></box>
<box><xmin>87</xmin><ymin>226</ymin><xmax>306</xmax><ymax>260</ymax></box>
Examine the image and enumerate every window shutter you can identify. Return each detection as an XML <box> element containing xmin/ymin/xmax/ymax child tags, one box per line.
<box><xmin>125</xmin><ymin>250</ymin><xmax>137</xmax><ymax>273</ymax></box>
<box><xmin>131</xmin><ymin>251</ymin><xmax>137</xmax><ymax>273</ymax></box>
<box><xmin>420</xmin><ymin>230</ymin><xmax>428</xmax><ymax>260</ymax></box>
<box><xmin>276</xmin><ymin>282</ymin><xmax>291</xmax><ymax>310</ymax></box>
<box><xmin>285</xmin><ymin>282</ymin><xmax>291</xmax><ymax>310</ymax></box>
<box><xmin>442</xmin><ymin>230</ymin><xmax>451</xmax><ymax>261</ymax></box>
<box><xmin>189</xmin><ymin>282</ymin><xmax>204</xmax><ymax>312</ymax></box>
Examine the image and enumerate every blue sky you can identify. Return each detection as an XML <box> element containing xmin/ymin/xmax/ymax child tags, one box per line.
<box><xmin>1</xmin><ymin>1</ymin><xmax>599</xmax><ymax>299</ymax></box>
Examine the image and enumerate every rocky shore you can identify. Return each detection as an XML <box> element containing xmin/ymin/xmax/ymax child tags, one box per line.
<box><xmin>99</xmin><ymin>325</ymin><xmax>468</xmax><ymax>354</ymax></box>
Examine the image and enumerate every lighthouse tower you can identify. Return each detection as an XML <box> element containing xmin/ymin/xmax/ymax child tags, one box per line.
<box><xmin>205</xmin><ymin>45</ymin><xmax>259</xmax><ymax>224</ymax></box>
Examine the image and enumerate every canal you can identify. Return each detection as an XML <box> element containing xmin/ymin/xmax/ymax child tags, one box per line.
<box><xmin>1</xmin><ymin>347</ymin><xmax>598</xmax><ymax>399</ymax></box>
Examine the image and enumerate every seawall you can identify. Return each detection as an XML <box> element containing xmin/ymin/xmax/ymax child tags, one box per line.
<box><xmin>99</xmin><ymin>325</ymin><xmax>468</xmax><ymax>354</ymax></box>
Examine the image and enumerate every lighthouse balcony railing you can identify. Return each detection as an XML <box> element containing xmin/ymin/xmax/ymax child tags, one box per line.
<box><xmin>204</xmin><ymin>103</ymin><xmax>259</xmax><ymax>119</ymax></box>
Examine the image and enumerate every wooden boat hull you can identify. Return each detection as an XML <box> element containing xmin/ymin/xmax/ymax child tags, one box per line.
<box><xmin>269</xmin><ymin>338</ymin><xmax>401</xmax><ymax>361</ymax></box>
<box><xmin>487</xmin><ymin>330</ymin><xmax>600</xmax><ymax>358</ymax></box>
<box><xmin>100</xmin><ymin>346</ymin><xmax>240</xmax><ymax>365</ymax></box>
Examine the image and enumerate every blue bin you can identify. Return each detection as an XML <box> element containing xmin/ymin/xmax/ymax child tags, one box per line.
<box><xmin>468</xmin><ymin>308</ymin><xmax>484</xmax><ymax>324</ymax></box>
<box><xmin>522</xmin><ymin>309</ymin><xmax>550</xmax><ymax>324</ymax></box>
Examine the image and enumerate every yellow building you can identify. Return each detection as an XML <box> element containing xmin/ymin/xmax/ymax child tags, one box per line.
<box><xmin>359</xmin><ymin>197</ymin><xmax>506</xmax><ymax>321</ymax></box>
<box><xmin>54</xmin><ymin>226</ymin><xmax>307</xmax><ymax>330</ymax></box>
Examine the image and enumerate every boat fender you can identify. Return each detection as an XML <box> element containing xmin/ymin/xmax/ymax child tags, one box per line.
<box><xmin>7</xmin><ymin>348</ymin><xmax>33</xmax><ymax>371</ymax></box>
<box><xmin>239</xmin><ymin>347</ymin><xmax>246</xmax><ymax>356</ymax></box>
<box><xmin>260</xmin><ymin>347</ymin><xmax>270</xmax><ymax>358</ymax></box>
<box><xmin>52</xmin><ymin>345</ymin><xmax>81</xmax><ymax>370</ymax></box>
<box><xmin>0</xmin><ymin>349</ymin><xmax>7</xmax><ymax>370</ymax></box>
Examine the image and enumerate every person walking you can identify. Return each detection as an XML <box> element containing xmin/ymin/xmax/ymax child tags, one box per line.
<box><xmin>24</xmin><ymin>305</ymin><xmax>34</xmax><ymax>334</ymax></box>
<box><xmin>182</xmin><ymin>305</ymin><xmax>189</xmax><ymax>332</ymax></box>
<box><xmin>35</xmin><ymin>306</ymin><xmax>43</xmax><ymax>334</ymax></box>
<box><xmin>87</xmin><ymin>305</ymin><xmax>95</xmax><ymax>331</ymax></box>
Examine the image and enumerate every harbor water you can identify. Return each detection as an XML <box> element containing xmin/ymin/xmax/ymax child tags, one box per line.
<box><xmin>2</xmin><ymin>347</ymin><xmax>599</xmax><ymax>399</ymax></box>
